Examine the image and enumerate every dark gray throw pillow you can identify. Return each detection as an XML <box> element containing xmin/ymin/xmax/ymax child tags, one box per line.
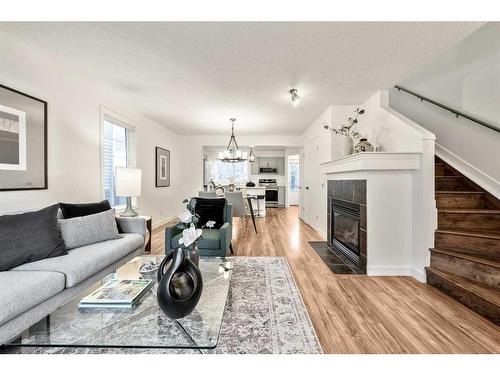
<box><xmin>59</xmin><ymin>200</ymin><xmax>111</xmax><ymax>219</ymax></box>
<box><xmin>0</xmin><ymin>204</ymin><xmax>67</xmax><ymax>271</ymax></box>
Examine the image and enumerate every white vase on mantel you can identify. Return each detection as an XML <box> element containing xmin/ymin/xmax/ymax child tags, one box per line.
<box><xmin>332</xmin><ymin>133</ymin><xmax>353</xmax><ymax>159</ymax></box>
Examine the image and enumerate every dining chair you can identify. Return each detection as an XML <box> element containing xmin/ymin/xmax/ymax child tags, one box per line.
<box><xmin>225</xmin><ymin>191</ymin><xmax>257</xmax><ymax>234</ymax></box>
<box><xmin>198</xmin><ymin>191</ymin><xmax>217</xmax><ymax>198</ymax></box>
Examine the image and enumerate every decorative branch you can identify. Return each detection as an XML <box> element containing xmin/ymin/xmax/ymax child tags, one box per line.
<box><xmin>324</xmin><ymin>108</ymin><xmax>365</xmax><ymax>138</ymax></box>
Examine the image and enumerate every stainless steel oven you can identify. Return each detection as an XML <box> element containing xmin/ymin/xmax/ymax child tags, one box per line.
<box><xmin>260</xmin><ymin>179</ymin><xmax>278</xmax><ymax>207</ymax></box>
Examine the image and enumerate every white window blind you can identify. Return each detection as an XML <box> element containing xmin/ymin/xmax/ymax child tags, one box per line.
<box><xmin>102</xmin><ymin>116</ymin><xmax>132</xmax><ymax>207</ymax></box>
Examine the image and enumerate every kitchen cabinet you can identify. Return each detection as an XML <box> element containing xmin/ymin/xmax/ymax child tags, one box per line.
<box><xmin>251</xmin><ymin>157</ymin><xmax>285</xmax><ymax>175</ymax></box>
<box><xmin>276</xmin><ymin>157</ymin><xmax>285</xmax><ymax>175</ymax></box>
<box><xmin>278</xmin><ymin>186</ymin><xmax>285</xmax><ymax>207</ymax></box>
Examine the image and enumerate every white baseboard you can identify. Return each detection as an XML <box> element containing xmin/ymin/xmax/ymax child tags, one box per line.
<box><xmin>152</xmin><ymin>214</ymin><xmax>179</xmax><ymax>230</ymax></box>
<box><xmin>367</xmin><ymin>266</ymin><xmax>412</xmax><ymax>277</ymax></box>
<box><xmin>310</xmin><ymin>223</ymin><xmax>327</xmax><ymax>240</ymax></box>
<box><xmin>367</xmin><ymin>266</ymin><xmax>427</xmax><ymax>282</ymax></box>
<box><xmin>411</xmin><ymin>267</ymin><xmax>427</xmax><ymax>283</ymax></box>
<box><xmin>435</xmin><ymin>143</ymin><xmax>500</xmax><ymax>199</ymax></box>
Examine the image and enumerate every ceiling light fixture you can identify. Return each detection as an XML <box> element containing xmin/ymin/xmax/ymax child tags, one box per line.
<box><xmin>218</xmin><ymin>118</ymin><xmax>248</xmax><ymax>163</ymax></box>
<box><xmin>289</xmin><ymin>88</ymin><xmax>301</xmax><ymax>106</ymax></box>
<box><xmin>248</xmin><ymin>147</ymin><xmax>256</xmax><ymax>163</ymax></box>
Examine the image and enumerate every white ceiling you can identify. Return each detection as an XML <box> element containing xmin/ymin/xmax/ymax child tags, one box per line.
<box><xmin>0</xmin><ymin>22</ymin><xmax>484</xmax><ymax>135</ymax></box>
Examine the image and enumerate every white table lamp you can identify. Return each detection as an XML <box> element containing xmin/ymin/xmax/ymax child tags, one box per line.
<box><xmin>116</xmin><ymin>167</ymin><xmax>142</xmax><ymax>217</ymax></box>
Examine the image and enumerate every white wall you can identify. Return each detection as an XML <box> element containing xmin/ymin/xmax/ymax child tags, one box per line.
<box><xmin>0</xmin><ymin>32</ymin><xmax>184</xmax><ymax>226</ymax></box>
<box><xmin>389</xmin><ymin>22</ymin><xmax>500</xmax><ymax>197</ymax></box>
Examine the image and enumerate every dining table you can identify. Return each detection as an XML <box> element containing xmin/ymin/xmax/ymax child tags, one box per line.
<box><xmin>215</xmin><ymin>190</ymin><xmax>261</xmax><ymax>234</ymax></box>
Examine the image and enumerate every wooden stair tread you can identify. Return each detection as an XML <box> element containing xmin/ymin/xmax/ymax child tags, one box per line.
<box><xmin>426</xmin><ymin>267</ymin><xmax>500</xmax><ymax>308</ymax></box>
<box><xmin>438</xmin><ymin>208</ymin><xmax>500</xmax><ymax>214</ymax></box>
<box><xmin>436</xmin><ymin>228</ymin><xmax>500</xmax><ymax>240</ymax></box>
<box><xmin>435</xmin><ymin>191</ymin><xmax>484</xmax><ymax>194</ymax></box>
<box><xmin>435</xmin><ymin>176</ymin><xmax>464</xmax><ymax>179</ymax></box>
<box><xmin>431</xmin><ymin>248</ymin><xmax>500</xmax><ymax>268</ymax></box>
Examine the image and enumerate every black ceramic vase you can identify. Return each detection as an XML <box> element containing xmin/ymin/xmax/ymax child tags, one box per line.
<box><xmin>156</xmin><ymin>248</ymin><xmax>203</xmax><ymax>319</ymax></box>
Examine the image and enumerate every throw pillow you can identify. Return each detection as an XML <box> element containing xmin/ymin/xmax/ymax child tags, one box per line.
<box><xmin>59</xmin><ymin>208</ymin><xmax>120</xmax><ymax>250</ymax></box>
<box><xmin>0</xmin><ymin>204</ymin><xmax>67</xmax><ymax>271</ymax></box>
<box><xmin>59</xmin><ymin>200</ymin><xmax>111</xmax><ymax>219</ymax></box>
<box><xmin>193</xmin><ymin>197</ymin><xmax>226</xmax><ymax>229</ymax></box>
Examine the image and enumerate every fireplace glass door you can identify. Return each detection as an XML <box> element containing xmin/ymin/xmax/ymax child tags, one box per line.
<box><xmin>331</xmin><ymin>199</ymin><xmax>361</xmax><ymax>262</ymax></box>
<box><xmin>333</xmin><ymin>212</ymin><xmax>359</xmax><ymax>256</ymax></box>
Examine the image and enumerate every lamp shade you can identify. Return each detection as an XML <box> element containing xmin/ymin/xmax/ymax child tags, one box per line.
<box><xmin>116</xmin><ymin>167</ymin><xmax>142</xmax><ymax>197</ymax></box>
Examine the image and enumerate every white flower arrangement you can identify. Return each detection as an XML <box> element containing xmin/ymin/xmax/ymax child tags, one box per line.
<box><xmin>178</xmin><ymin>223</ymin><xmax>203</xmax><ymax>247</ymax></box>
<box><xmin>176</xmin><ymin>198</ymin><xmax>216</xmax><ymax>250</ymax></box>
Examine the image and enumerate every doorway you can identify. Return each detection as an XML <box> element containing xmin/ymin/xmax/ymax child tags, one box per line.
<box><xmin>287</xmin><ymin>155</ymin><xmax>300</xmax><ymax>205</ymax></box>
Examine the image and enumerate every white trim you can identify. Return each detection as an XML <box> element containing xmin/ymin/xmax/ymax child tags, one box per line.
<box><xmin>153</xmin><ymin>213</ymin><xmax>179</xmax><ymax>230</ymax></box>
<box><xmin>435</xmin><ymin>143</ymin><xmax>500</xmax><ymax>199</ymax></box>
<box><xmin>307</xmin><ymin>221</ymin><xmax>327</xmax><ymax>240</ymax></box>
<box><xmin>411</xmin><ymin>267</ymin><xmax>427</xmax><ymax>283</ymax></box>
<box><xmin>320</xmin><ymin>152</ymin><xmax>421</xmax><ymax>174</ymax></box>
<box><xmin>367</xmin><ymin>266</ymin><xmax>412</xmax><ymax>277</ymax></box>
<box><xmin>366</xmin><ymin>266</ymin><xmax>426</xmax><ymax>282</ymax></box>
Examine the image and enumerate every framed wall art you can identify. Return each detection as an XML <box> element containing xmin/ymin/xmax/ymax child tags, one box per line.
<box><xmin>155</xmin><ymin>146</ymin><xmax>170</xmax><ymax>187</ymax></box>
<box><xmin>0</xmin><ymin>84</ymin><xmax>47</xmax><ymax>191</ymax></box>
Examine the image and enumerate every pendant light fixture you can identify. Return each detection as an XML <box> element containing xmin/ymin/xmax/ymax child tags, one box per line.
<box><xmin>248</xmin><ymin>147</ymin><xmax>256</xmax><ymax>163</ymax></box>
<box><xmin>218</xmin><ymin>118</ymin><xmax>248</xmax><ymax>163</ymax></box>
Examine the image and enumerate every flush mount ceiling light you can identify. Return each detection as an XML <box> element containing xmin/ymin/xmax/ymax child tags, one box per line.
<box><xmin>218</xmin><ymin>118</ymin><xmax>248</xmax><ymax>163</ymax></box>
<box><xmin>289</xmin><ymin>88</ymin><xmax>301</xmax><ymax>106</ymax></box>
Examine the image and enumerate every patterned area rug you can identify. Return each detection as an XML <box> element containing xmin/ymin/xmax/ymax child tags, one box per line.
<box><xmin>2</xmin><ymin>257</ymin><xmax>322</xmax><ymax>354</ymax></box>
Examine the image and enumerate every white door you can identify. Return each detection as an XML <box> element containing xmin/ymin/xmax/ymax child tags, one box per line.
<box><xmin>287</xmin><ymin>155</ymin><xmax>300</xmax><ymax>205</ymax></box>
<box><xmin>302</xmin><ymin>138</ymin><xmax>320</xmax><ymax>226</ymax></box>
<box><xmin>299</xmin><ymin>147</ymin><xmax>305</xmax><ymax>219</ymax></box>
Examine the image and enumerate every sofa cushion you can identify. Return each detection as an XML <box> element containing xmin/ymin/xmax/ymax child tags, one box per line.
<box><xmin>14</xmin><ymin>234</ymin><xmax>144</xmax><ymax>288</ymax></box>
<box><xmin>59</xmin><ymin>200</ymin><xmax>111</xmax><ymax>219</ymax></box>
<box><xmin>58</xmin><ymin>209</ymin><xmax>120</xmax><ymax>250</ymax></box>
<box><xmin>0</xmin><ymin>204</ymin><xmax>67</xmax><ymax>272</ymax></box>
<box><xmin>0</xmin><ymin>270</ymin><xmax>65</xmax><ymax>325</ymax></box>
<box><xmin>171</xmin><ymin>228</ymin><xmax>220</xmax><ymax>250</ymax></box>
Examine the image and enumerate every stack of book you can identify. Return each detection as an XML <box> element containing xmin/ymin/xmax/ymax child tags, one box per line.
<box><xmin>79</xmin><ymin>279</ymin><xmax>153</xmax><ymax>309</ymax></box>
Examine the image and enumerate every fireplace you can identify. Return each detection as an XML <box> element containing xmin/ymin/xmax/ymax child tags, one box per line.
<box><xmin>331</xmin><ymin>199</ymin><xmax>360</xmax><ymax>263</ymax></box>
<box><xmin>327</xmin><ymin>179</ymin><xmax>367</xmax><ymax>274</ymax></box>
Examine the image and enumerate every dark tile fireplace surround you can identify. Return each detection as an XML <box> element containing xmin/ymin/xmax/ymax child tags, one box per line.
<box><xmin>327</xmin><ymin>180</ymin><xmax>367</xmax><ymax>274</ymax></box>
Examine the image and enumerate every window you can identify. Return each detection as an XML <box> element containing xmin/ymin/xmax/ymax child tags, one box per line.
<box><xmin>214</xmin><ymin>160</ymin><xmax>248</xmax><ymax>184</ymax></box>
<box><xmin>101</xmin><ymin>109</ymin><xmax>135</xmax><ymax>207</ymax></box>
<box><xmin>289</xmin><ymin>161</ymin><xmax>300</xmax><ymax>192</ymax></box>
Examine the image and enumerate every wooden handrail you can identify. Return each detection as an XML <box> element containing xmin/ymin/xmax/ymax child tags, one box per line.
<box><xmin>394</xmin><ymin>85</ymin><xmax>500</xmax><ymax>134</ymax></box>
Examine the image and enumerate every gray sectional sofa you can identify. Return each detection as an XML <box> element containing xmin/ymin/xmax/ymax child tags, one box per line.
<box><xmin>0</xmin><ymin>216</ymin><xmax>148</xmax><ymax>345</ymax></box>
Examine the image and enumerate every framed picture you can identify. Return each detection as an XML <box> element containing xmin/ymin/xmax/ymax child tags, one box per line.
<box><xmin>0</xmin><ymin>84</ymin><xmax>47</xmax><ymax>191</ymax></box>
<box><xmin>155</xmin><ymin>146</ymin><xmax>170</xmax><ymax>187</ymax></box>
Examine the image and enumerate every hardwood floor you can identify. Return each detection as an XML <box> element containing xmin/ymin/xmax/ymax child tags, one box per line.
<box><xmin>151</xmin><ymin>206</ymin><xmax>500</xmax><ymax>353</ymax></box>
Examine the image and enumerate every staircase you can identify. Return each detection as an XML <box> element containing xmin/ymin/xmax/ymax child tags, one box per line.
<box><xmin>426</xmin><ymin>157</ymin><xmax>500</xmax><ymax>325</ymax></box>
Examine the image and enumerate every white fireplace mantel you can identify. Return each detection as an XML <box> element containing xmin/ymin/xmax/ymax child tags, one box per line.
<box><xmin>319</xmin><ymin>151</ymin><xmax>430</xmax><ymax>281</ymax></box>
<box><xmin>320</xmin><ymin>152</ymin><xmax>421</xmax><ymax>174</ymax></box>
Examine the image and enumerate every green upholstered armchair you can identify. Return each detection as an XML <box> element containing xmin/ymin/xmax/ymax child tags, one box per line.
<box><xmin>165</xmin><ymin>200</ymin><xmax>233</xmax><ymax>257</ymax></box>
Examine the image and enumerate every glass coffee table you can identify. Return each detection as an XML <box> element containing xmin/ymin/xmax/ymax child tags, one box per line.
<box><xmin>5</xmin><ymin>256</ymin><xmax>232</xmax><ymax>350</ymax></box>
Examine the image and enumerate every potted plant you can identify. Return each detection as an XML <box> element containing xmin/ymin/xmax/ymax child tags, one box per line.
<box><xmin>324</xmin><ymin>108</ymin><xmax>365</xmax><ymax>157</ymax></box>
